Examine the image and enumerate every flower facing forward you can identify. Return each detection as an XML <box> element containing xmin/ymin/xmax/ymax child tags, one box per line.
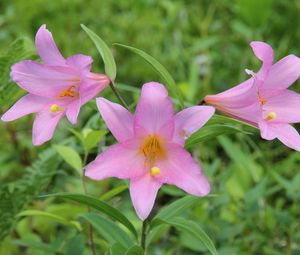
<box><xmin>205</xmin><ymin>41</ymin><xmax>300</xmax><ymax>151</ymax></box>
<box><xmin>85</xmin><ymin>82</ymin><xmax>215</xmax><ymax>220</ymax></box>
<box><xmin>1</xmin><ymin>25</ymin><xmax>110</xmax><ymax>145</ymax></box>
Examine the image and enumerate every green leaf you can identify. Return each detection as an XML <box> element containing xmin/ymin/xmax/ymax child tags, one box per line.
<box><xmin>12</xmin><ymin>239</ymin><xmax>63</xmax><ymax>254</ymax></box>
<box><xmin>165</xmin><ymin>217</ymin><xmax>218</xmax><ymax>255</ymax></box>
<box><xmin>54</xmin><ymin>145</ymin><xmax>82</xmax><ymax>173</ymax></box>
<box><xmin>185</xmin><ymin>114</ymin><xmax>256</xmax><ymax>148</ymax></box>
<box><xmin>218</xmin><ymin>136</ymin><xmax>263</xmax><ymax>183</ymax></box>
<box><xmin>125</xmin><ymin>245</ymin><xmax>144</xmax><ymax>255</ymax></box>
<box><xmin>17</xmin><ymin>209</ymin><xmax>81</xmax><ymax>231</ymax></box>
<box><xmin>42</xmin><ymin>193</ymin><xmax>138</xmax><ymax>239</ymax></box>
<box><xmin>64</xmin><ymin>234</ymin><xmax>85</xmax><ymax>255</ymax></box>
<box><xmin>110</xmin><ymin>243</ymin><xmax>127</xmax><ymax>255</ymax></box>
<box><xmin>100</xmin><ymin>184</ymin><xmax>128</xmax><ymax>201</ymax></box>
<box><xmin>81</xmin><ymin>24</ymin><xmax>116</xmax><ymax>81</ymax></box>
<box><xmin>80</xmin><ymin>213</ymin><xmax>133</xmax><ymax>249</ymax></box>
<box><xmin>114</xmin><ymin>43</ymin><xmax>184</xmax><ymax>108</ymax></box>
<box><xmin>150</xmin><ymin>196</ymin><xmax>200</xmax><ymax>229</ymax></box>
<box><xmin>83</xmin><ymin>129</ymin><xmax>107</xmax><ymax>151</ymax></box>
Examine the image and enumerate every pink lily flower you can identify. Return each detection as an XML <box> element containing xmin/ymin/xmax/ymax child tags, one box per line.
<box><xmin>1</xmin><ymin>24</ymin><xmax>110</xmax><ymax>145</ymax></box>
<box><xmin>205</xmin><ymin>41</ymin><xmax>300</xmax><ymax>151</ymax></box>
<box><xmin>85</xmin><ymin>82</ymin><xmax>215</xmax><ymax>220</ymax></box>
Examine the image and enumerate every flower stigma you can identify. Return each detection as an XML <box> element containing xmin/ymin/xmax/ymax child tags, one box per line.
<box><xmin>50</xmin><ymin>104</ymin><xmax>64</xmax><ymax>112</ymax></box>
<box><xmin>264</xmin><ymin>111</ymin><xmax>277</xmax><ymax>121</ymax></box>
<box><xmin>150</xmin><ymin>166</ymin><xmax>161</xmax><ymax>176</ymax></box>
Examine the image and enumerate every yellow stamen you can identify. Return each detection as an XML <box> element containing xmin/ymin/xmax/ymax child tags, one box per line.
<box><xmin>58</xmin><ymin>86</ymin><xmax>78</xmax><ymax>98</ymax></box>
<box><xmin>264</xmin><ymin>111</ymin><xmax>277</xmax><ymax>121</ymax></box>
<box><xmin>140</xmin><ymin>135</ymin><xmax>167</xmax><ymax>168</ymax></box>
<box><xmin>50</xmin><ymin>104</ymin><xmax>64</xmax><ymax>112</ymax></box>
<box><xmin>150</xmin><ymin>166</ymin><xmax>161</xmax><ymax>177</ymax></box>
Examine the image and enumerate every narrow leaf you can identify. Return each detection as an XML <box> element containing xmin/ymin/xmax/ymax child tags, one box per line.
<box><xmin>81</xmin><ymin>24</ymin><xmax>116</xmax><ymax>81</ymax></box>
<box><xmin>185</xmin><ymin>114</ymin><xmax>256</xmax><ymax>148</ymax></box>
<box><xmin>55</xmin><ymin>145</ymin><xmax>82</xmax><ymax>173</ymax></box>
<box><xmin>17</xmin><ymin>209</ymin><xmax>81</xmax><ymax>231</ymax></box>
<box><xmin>42</xmin><ymin>193</ymin><xmax>138</xmax><ymax>239</ymax></box>
<box><xmin>110</xmin><ymin>243</ymin><xmax>127</xmax><ymax>255</ymax></box>
<box><xmin>80</xmin><ymin>213</ymin><xmax>133</xmax><ymax>248</ymax></box>
<box><xmin>166</xmin><ymin>217</ymin><xmax>218</xmax><ymax>255</ymax></box>
<box><xmin>83</xmin><ymin>129</ymin><xmax>107</xmax><ymax>151</ymax></box>
<box><xmin>150</xmin><ymin>196</ymin><xmax>200</xmax><ymax>229</ymax></box>
<box><xmin>114</xmin><ymin>43</ymin><xmax>184</xmax><ymax>108</ymax></box>
<box><xmin>12</xmin><ymin>239</ymin><xmax>63</xmax><ymax>254</ymax></box>
<box><xmin>100</xmin><ymin>184</ymin><xmax>128</xmax><ymax>201</ymax></box>
<box><xmin>125</xmin><ymin>245</ymin><xmax>144</xmax><ymax>255</ymax></box>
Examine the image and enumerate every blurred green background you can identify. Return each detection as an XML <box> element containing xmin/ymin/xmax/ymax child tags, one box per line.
<box><xmin>0</xmin><ymin>0</ymin><xmax>300</xmax><ymax>254</ymax></box>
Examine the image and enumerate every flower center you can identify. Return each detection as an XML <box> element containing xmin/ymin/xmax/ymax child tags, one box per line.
<box><xmin>58</xmin><ymin>85</ymin><xmax>79</xmax><ymax>98</ymax></box>
<box><xmin>140</xmin><ymin>135</ymin><xmax>166</xmax><ymax>172</ymax></box>
<box><xmin>264</xmin><ymin>111</ymin><xmax>277</xmax><ymax>121</ymax></box>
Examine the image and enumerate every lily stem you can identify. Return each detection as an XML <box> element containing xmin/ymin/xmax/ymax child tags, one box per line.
<box><xmin>81</xmin><ymin>151</ymin><xmax>96</xmax><ymax>255</ymax></box>
<box><xmin>141</xmin><ymin>220</ymin><xmax>148</xmax><ymax>254</ymax></box>
<box><xmin>109</xmin><ymin>81</ymin><xmax>129</xmax><ymax>110</ymax></box>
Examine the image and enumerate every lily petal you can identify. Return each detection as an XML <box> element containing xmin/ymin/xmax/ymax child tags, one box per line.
<box><xmin>269</xmin><ymin>124</ymin><xmax>300</xmax><ymax>151</ymax></box>
<box><xmin>35</xmin><ymin>24</ymin><xmax>66</xmax><ymax>66</ymax></box>
<box><xmin>1</xmin><ymin>94</ymin><xmax>50</xmax><ymax>121</ymax></box>
<box><xmin>173</xmin><ymin>106</ymin><xmax>215</xmax><ymax>145</ymax></box>
<box><xmin>134</xmin><ymin>82</ymin><xmax>174</xmax><ymax>139</ymax></box>
<box><xmin>264</xmin><ymin>55</ymin><xmax>300</xmax><ymax>90</ymax></box>
<box><xmin>258</xmin><ymin>120</ymin><xmax>277</xmax><ymax>140</ymax></box>
<box><xmin>205</xmin><ymin>78</ymin><xmax>257</xmax><ymax>108</ymax></box>
<box><xmin>66</xmin><ymin>99</ymin><xmax>81</xmax><ymax>124</ymax></box>
<box><xmin>250</xmin><ymin>41</ymin><xmax>274</xmax><ymax>79</ymax></box>
<box><xmin>32</xmin><ymin>109</ymin><xmax>64</xmax><ymax>146</ymax></box>
<box><xmin>66</xmin><ymin>54</ymin><xmax>93</xmax><ymax>72</ymax></box>
<box><xmin>11</xmin><ymin>60</ymin><xmax>78</xmax><ymax>98</ymax></box>
<box><xmin>263</xmin><ymin>90</ymin><xmax>300</xmax><ymax>123</ymax></box>
<box><xmin>80</xmin><ymin>77</ymin><xmax>110</xmax><ymax>105</ymax></box>
<box><xmin>129</xmin><ymin>174</ymin><xmax>161</xmax><ymax>220</ymax></box>
<box><xmin>156</xmin><ymin>143</ymin><xmax>210</xmax><ymax>196</ymax></box>
<box><xmin>96</xmin><ymin>98</ymin><xmax>134</xmax><ymax>142</ymax></box>
<box><xmin>85</xmin><ymin>141</ymin><xmax>145</xmax><ymax>180</ymax></box>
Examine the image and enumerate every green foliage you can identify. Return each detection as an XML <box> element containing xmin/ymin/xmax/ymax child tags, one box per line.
<box><xmin>165</xmin><ymin>217</ymin><xmax>218</xmax><ymax>255</ymax></box>
<box><xmin>1</xmin><ymin>0</ymin><xmax>300</xmax><ymax>254</ymax></box>
<box><xmin>55</xmin><ymin>145</ymin><xmax>83</xmax><ymax>173</ymax></box>
<box><xmin>42</xmin><ymin>193</ymin><xmax>138</xmax><ymax>239</ymax></box>
<box><xmin>0</xmin><ymin>147</ymin><xmax>59</xmax><ymax>240</ymax></box>
<box><xmin>0</xmin><ymin>37</ymin><xmax>35</xmax><ymax>108</ymax></box>
<box><xmin>80</xmin><ymin>213</ymin><xmax>134</xmax><ymax>249</ymax></box>
<box><xmin>185</xmin><ymin>114</ymin><xmax>257</xmax><ymax>148</ymax></box>
<box><xmin>81</xmin><ymin>24</ymin><xmax>117</xmax><ymax>81</ymax></box>
<box><xmin>114</xmin><ymin>43</ymin><xmax>184</xmax><ymax>108</ymax></box>
<box><xmin>17</xmin><ymin>209</ymin><xmax>81</xmax><ymax>231</ymax></box>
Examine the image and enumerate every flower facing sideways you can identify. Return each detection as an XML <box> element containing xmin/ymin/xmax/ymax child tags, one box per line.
<box><xmin>205</xmin><ymin>41</ymin><xmax>300</xmax><ymax>151</ymax></box>
<box><xmin>1</xmin><ymin>24</ymin><xmax>110</xmax><ymax>145</ymax></box>
<box><xmin>85</xmin><ymin>82</ymin><xmax>215</xmax><ymax>220</ymax></box>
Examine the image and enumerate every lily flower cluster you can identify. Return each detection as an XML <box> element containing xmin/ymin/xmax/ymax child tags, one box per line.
<box><xmin>2</xmin><ymin>25</ymin><xmax>300</xmax><ymax>220</ymax></box>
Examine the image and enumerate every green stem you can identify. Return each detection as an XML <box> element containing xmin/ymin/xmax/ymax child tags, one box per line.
<box><xmin>81</xmin><ymin>151</ymin><xmax>96</xmax><ymax>255</ymax></box>
<box><xmin>109</xmin><ymin>81</ymin><xmax>129</xmax><ymax>110</ymax></box>
<box><xmin>141</xmin><ymin>220</ymin><xmax>148</xmax><ymax>254</ymax></box>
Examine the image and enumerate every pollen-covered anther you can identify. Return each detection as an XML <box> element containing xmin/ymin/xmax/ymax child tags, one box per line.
<box><xmin>150</xmin><ymin>166</ymin><xmax>161</xmax><ymax>177</ymax></box>
<box><xmin>50</xmin><ymin>104</ymin><xmax>64</xmax><ymax>112</ymax></box>
<box><xmin>264</xmin><ymin>111</ymin><xmax>277</xmax><ymax>121</ymax></box>
<box><xmin>58</xmin><ymin>86</ymin><xmax>78</xmax><ymax>98</ymax></box>
<box><xmin>140</xmin><ymin>135</ymin><xmax>167</xmax><ymax>168</ymax></box>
